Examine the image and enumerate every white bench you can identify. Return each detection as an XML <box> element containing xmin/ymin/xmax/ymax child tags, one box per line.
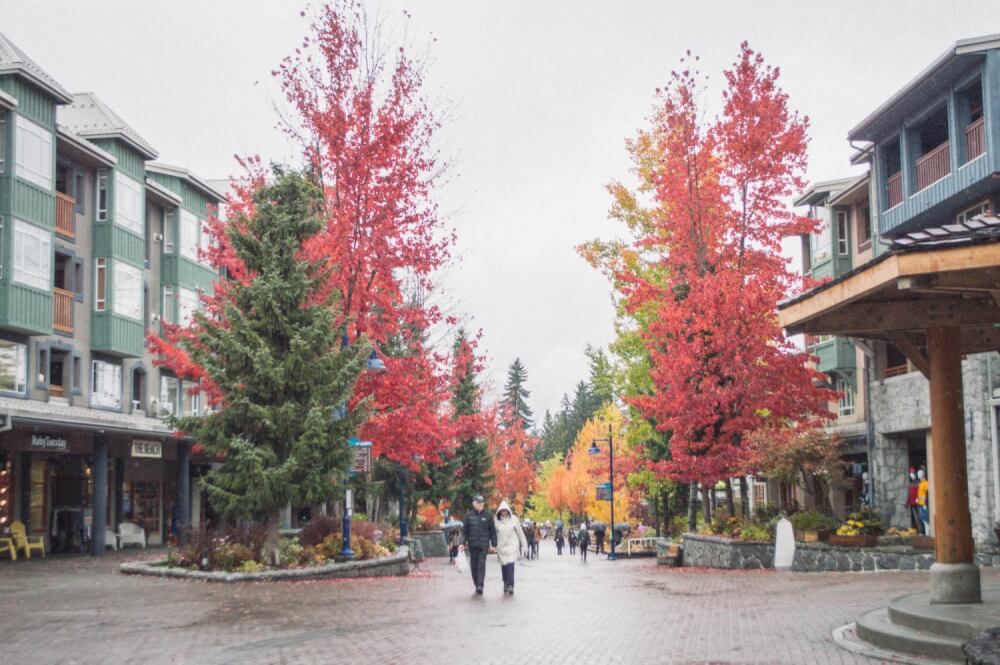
<box><xmin>116</xmin><ymin>522</ymin><xmax>147</xmax><ymax>549</ymax></box>
<box><xmin>626</xmin><ymin>536</ymin><xmax>660</xmax><ymax>557</ymax></box>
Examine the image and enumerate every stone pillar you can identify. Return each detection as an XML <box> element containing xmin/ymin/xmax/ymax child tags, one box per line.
<box><xmin>927</xmin><ymin>326</ymin><xmax>980</xmax><ymax>603</ymax></box>
<box><xmin>177</xmin><ymin>443</ymin><xmax>190</xmax><ymax>544</ymax></box>
<box><xmin>92</xmin><ymin>434</ymin><xmax>108</xmax><ymax>555</ymax></box>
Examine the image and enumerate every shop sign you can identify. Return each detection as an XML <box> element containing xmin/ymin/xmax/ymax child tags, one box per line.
<box><xmin>132</xmin><ymin>440</ymin><xmax>162</xmax><ymax>459</ymax></box>
<box><xmin>31</xmin><ymin>435</ymin><xmax>67</xmax><ymax>451</ymax></box>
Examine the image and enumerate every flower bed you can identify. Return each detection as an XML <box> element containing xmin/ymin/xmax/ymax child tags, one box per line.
<box><xmin>121</xmin><ymin>546</ymin><xmax>411</xmax><ymax>583</ymax></box>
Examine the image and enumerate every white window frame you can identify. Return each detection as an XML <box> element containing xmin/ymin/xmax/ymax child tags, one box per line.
<box><xmin>162</xmin><ymin>285</ymin><xmax>175</xmax><ymax>324</ymax></box>
<box><xmin>957</xmin><ymin>200</ymin><xmax>992</xmax><ymax>224</ymax></box>
<box><xmin>96</xmin><ymin>169</ymin><xmax>109</xmax><ymax>221</ymax></box>
<box><xmin>112</xmin><ymin>260</ymin><xmax>142</xmax><ymax>320</ymax></box>
<box><xmin>811</xmin><ymin>208</ymin><xmax>831</xmax><ymax>264</ymax></box>
<box><xmin>198</xmin><ymin>221</ymin><xmax>213</xmax><ymax>267</ymax></box>
<box><xmin>14</xmin><ymin>115</ymin><xmax>52</xmax><ymax>190</ymax></box>
<box><xmin>90</xmin><ymin>359</ymin><xmax>122</xmax><ymax>409</ymax></box>
<box><xmin>95</xmin><ymin>258</ymin><xmax>107</xmax><ymax>311</ymax></box>
<box><xmin>178</xmin><ymin>287</ymin><xmax>199</xmax><ymax>327</ymax></box>
<box><xmin>836</xmin><ymin>211</ymin><xmax>849</xmax><ymax>256</ymax></box>
<box><xmin>0</xmin><ymin>112</ymin><xmax>6</xmax><ymax>174</ymax></box>
<box><xmin>837</xmin><ymin>377</ymin><xmax>855</xmax><ymax>417</ymax></box>
<box><xmin>0</xmin><ymin>338</ymin><xmax>27</xmax><ymax>394</ymax></box>
<box><xmin>12</xmin><ymin>219</ymin><xmax>51</xmax><ymax>291</ymax></box>
<box><xmin>114</xmin><ymin>171</ymin><xmax>143</xmax><ymax>235</ymax></box>
<box><xmin>180</xmin><ymin>210</ymin><xmax>199</xmax><ymax>261</ymax></box>
<box><xmin>160</xmin><ymin>375</ymin><xmax>178</xmax><ymax>416</ymax></box>
<box><xmin>163</xmin><ymin>209</ymin><xmax>175</xmax><ymax>253</ymax></box>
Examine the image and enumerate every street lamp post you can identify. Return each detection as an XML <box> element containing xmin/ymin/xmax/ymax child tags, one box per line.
<box><xmin>588</xmin><ymin>423</ymin><xmax>616</xmax><ymax>561</ymax></box>
<box><xmin>331</xmin><ymin>337</ymin><xmax>386</xmax><ymax>560</ymax></box>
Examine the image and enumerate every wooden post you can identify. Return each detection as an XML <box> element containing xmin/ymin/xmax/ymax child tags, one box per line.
<box><xmin>927</xmin><ymin>326</ymin><xmax>980</xmax><ymax>603</ymax></box>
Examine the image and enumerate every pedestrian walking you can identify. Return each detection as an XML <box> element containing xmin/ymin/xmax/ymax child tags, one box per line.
<box><xmin>523</xmin><ymin>521</ymin><xmax>536</xmax><ymax>560</ymax></box>
<box><xmin>593</xmin><ymin>522</ymin><xmax>606</xmax><ymax>554</ymax></box>
<box><xmin>554</xmin><ymin>530</ymin><xmax>564</xmax><ymax>555</ymax></box>
<box><xmin>578</xmin><ymin>524</ymin><xmax>590</xmax><ymax>562</ymax></box>
<box><xmin>568</xmin><ymin>526</ymin><xmax>577</xmax><ymax>555</ymax></box>
<box><xmin>532</xmin><ymin>523</ymin><xmax>542</xmax><ymax>559</ymax></box>
<box><xmin>448</xmin><ymin>526</ymin><xmax>462</xmax><ymax>563</ymax></box>
<box><xmin>462</xmin><ymin>495</ymin><xmax>497</xmax><ymax>595</ymax></box>
<box><xmin>494</xmin><ymin>500</ymin><xmax>528</xmax><ymax>596</ymax></box>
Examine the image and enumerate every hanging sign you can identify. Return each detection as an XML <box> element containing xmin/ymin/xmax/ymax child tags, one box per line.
<box><xmin>132</xmin><ymin>439</ymin><xmax>163</xmax><ymax>459</ymax></box>
<box><xmin>31</xmin><ymin>435</ymin><xmax>67</xmax><ymax>451</ymax></box>
<box><xmin>596</xmin><ymin>483</ymin><xmax>612</xmax><ymax>502</ymax></box>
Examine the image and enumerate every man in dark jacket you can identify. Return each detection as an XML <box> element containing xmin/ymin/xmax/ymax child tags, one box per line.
<box><xmin>462</xmin><ymin>495</ymin><xmax>497</xmax><ymax>595</ymax></box>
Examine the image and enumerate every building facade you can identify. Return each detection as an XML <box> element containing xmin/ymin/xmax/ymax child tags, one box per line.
<box><xmin>0</xmin><ymin>33</ymin><xmax>222</xmax><ymax>553</ymax></box>
<box><xmin>791</xmin><ymin>34</ymin><xmax>1000</xmax><ymax>547</ymax></box>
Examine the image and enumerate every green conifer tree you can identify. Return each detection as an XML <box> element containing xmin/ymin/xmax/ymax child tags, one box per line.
<box><xmin>502</xmin><ymin>357</ymin><xmax>534</xmax><ymax>429</ymax></box>
<box><xmin>169</xmin><ymin>171</ymin><xmax>370</xmax><ymax>560</ymax></box>
<box><xmin>449</xmin><ymin>329</ymin><xmax>493</xmax><ymax>512</ymax></box>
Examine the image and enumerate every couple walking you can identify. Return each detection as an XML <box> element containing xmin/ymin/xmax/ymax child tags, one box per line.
<box><xmin>462</xmin><ymin>495</ymin><xmax>527</xmax><ymax>596</ymax></box>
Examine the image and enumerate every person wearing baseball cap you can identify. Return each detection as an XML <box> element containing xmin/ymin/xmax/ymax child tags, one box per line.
<box><xmin>462</xmin><ymin>494</ymin><xmax>497</xmax><ymax>595</ymax></box>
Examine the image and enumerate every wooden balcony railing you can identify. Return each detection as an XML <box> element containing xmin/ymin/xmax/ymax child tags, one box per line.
<box><xmin>55</xmin><ymin>192</ymin><xmax>75</xmax><ymax>239</ymax></box>
<box><xmin>887</xmin><ymin>171</ymin><xmax>903</xmax><ymax>209</ymax></box>
<box><xmin>53</xmin><ymin>287</ymin><xmax>74</xmax><ymax>334</ymax></box>
<box><xmin>966</xmin><ymin>117</ymin><xmax>986</xmax><ymax>162</ymax></box>
<box><xmin>49</xmin><ymin>385</ymin><xmax>65</xmax><ymax>398</ymax></box>
<box><xmin>884</xmin><ymin>364</ymin><xmax>909</xmax><ymax>378</ymax></box>
<box><xmin>915</xmin><ymin>140</ymin><xmax>951</xmax><ymax>191</ymax></box>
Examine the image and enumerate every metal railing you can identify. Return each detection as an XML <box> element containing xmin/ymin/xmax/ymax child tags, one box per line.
<box><xmin>53</xmin><ymin>287</ymin><xmax>74</xmax><ymax>334</ymax></box>
<box><xmin>915</xmin><ymin>141</ymin><xmax>951</xmax><ymax>191</ymax></box>
<box><xmin>966</xmin><ymin>117</ymin><xmax>986</xmax><ymax>162</ymax></box>
<box><xmin>887</xmin><ymin>171</ymin><xmax>903</xmax><ymax>209</ymax></box>
<box><xmin>55</xmin><ymin>192</ymin><xmax>75</xmax><ymax>239</ymax></box>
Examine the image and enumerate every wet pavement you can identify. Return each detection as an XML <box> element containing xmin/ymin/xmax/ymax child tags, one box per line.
<box><xmin>3</xmin><ymin>540</ymin><xmax>990</xmax><ymax>664</ymax></box>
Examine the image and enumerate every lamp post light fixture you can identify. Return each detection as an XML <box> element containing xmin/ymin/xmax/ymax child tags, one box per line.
<box><xmin>588</xmin><ymin>423</ymin><xmax>617</xmax><ymax>561</ymax></box>
<box><xmin>330</xmin><ymin>336</ymin><xmax>387</xmax><ymax>560</ymax></box>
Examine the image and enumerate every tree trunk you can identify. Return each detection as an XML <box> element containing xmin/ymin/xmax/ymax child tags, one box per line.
<box><xmin>265</xmin><ymin>506</ymin><xmax>282</xmax><ymax>567</ymax></box>
<box><xmin>687</xmin><ymin>481</ymin><xmax>698</xmax><ymax>532</ymax></box>
<box><xmin>661</xmin><ymin>486</ymin><xmax>671</xmax><ymax>537</ymax></box>
<box><xmin>652</xmin><ymin>489</ymin><xmax>661</xmax><ymax>537</ymax></box>
<box><xmin>703</xmin><ymin>484</ymin><xmax>713</xmax><ymax>524</ymax></box>
<box><xmin>724</xmin><ymin>478</ymin><xmax>735</xmax><ymax>518</ymax></box>
<box><xmin>739</xmin><ymin>476</ymin><xmax>750</xmax><ymax>517</ymax></box>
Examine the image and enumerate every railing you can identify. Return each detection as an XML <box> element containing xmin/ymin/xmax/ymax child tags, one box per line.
<box><xmin>915</xmin><ymin>140</ymin><xmax>951</xmax><ymax>191</ymax></box>
<box><xmin>49</xmin><ymin>385</ymin><xmax>65</xmax><ymax>398</ymax></box>
<box><xmin>966</xmin><ymin>117</ymin><xmax>986</xmax><ymax>162</ymax></box>
<box><xmin>884</xmin><ymin>364</ymin><xmax>909</xmax><ymax>378</ymax></box>
<box><xmin>53</xmin><ymin>287</ymin><xmax>74</xmax><ymax>334</ymax></box>
<box><xmin>55</xmin><ymin>192</ymin><xmax>75</xmax><ymax>239</ymax></box>
<box><xmin>887</xmin><ymin>172</ymin><xmax>903</xmax><ymax>209</ymax></box>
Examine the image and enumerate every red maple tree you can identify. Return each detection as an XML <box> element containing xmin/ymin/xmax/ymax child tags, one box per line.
<box><xmin>596</xmin><ymin>44</ymin><xmax>835</xmax><ymax>487</ymax></box>
<box><xmin>487</xmin><ymin>405</ymin><xmax>540</xmax><ymax>512</ymax></box>
<box><xmin>151</xmin><ymin>3</ymin><xmax>468</xmax><ymax>470</ymax></box>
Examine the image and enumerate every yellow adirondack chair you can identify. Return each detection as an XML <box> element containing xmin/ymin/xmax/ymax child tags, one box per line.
<box><xmin>11</xmin><ymin>521</ymin><xmax>45</xmax><ymax>559</ymax></box>
<box><xmin>0</xmin><ymin>535</ymin><xmax>15</xmax><ymax>560</ymax></box>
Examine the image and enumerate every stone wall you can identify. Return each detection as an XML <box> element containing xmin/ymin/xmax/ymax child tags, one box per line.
<box><xmin>410</xmin><ymin>530</ymin><xmax>448</xmax><ymax>557</ymax></box>
<box><xmin>869</xmin><ymin>353</ymin><xmax>997</xmax><ymax>547</ymax></box>
<box><xmin>792</xmin><ymin>542</ymin><xmax>933</xmax><ymax>572</ymax></box>
<box><xmin>682</xmin><ymin>534</ymin><xmax>774</xmax><ymax>570</ymax></box>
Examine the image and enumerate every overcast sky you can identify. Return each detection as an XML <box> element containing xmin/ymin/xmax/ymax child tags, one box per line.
<box><xmin>4</xmin><ymin>0</ymin><xmax>999</xmax><ymax>422</ymax></box>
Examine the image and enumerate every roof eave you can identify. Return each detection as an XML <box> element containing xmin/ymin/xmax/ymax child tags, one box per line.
<box><xmin>0</xmin><ymin>65</ymin><xmax>73</xmax><ymax>104</ymax></box>
<box><xmin>146</xmin><ymin>162</ymin><xmax>226</xmax><ymax>202</ymax></box>
<box><xmin>145</xmin><ymin>177</ymin><xmax>184</xmax><ymax>206</ymax></box>
<box><xmin>56</xmin><ymin>126</ymin><xmax>117</xmax><ymax>167</ymax></box>
<box><xmin>79</xmin><ymin>130</ymin><xmax>159</xmax><ymax>161</ymax></box>
<box><xmin>0</xmin><ymin>87</ymin><xmax>16</xmax><ymax>110</ymax></box>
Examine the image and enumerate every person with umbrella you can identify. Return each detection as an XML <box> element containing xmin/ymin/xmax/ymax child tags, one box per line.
<box><xmin>592</xmin><ymin>521</ymin><xmax>607</xmax><ymax>555</ymax></box>
<box><xmin>577</xmin><ymin>523</ymin><xmax>590</xmax><ymax>562</ymax></box>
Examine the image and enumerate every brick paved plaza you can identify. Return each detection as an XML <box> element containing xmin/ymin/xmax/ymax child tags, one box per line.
<box><xmin>6</xmin><ymin>540</ymin><xmax>995</xmax><ymax>665</ymax></box>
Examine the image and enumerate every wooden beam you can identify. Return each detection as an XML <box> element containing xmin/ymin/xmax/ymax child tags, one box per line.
<box><xmin>897</xmin><ymin>242</ymin><xmax>1000</xmax><ymax>277</ymax></box>
<box><xmin>794</xmin><ymin>297</ymin><xmax>1000</xmax><ymax>335</ymax></box>
<box><xmin>887</xmin><ymin>333</ymin><xmax>930</xmax><ymax>379</ymax></box>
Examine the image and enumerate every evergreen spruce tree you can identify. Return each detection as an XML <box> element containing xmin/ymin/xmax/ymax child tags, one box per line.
<box><xmin>502</xmin><ymin>357</ymin><xmax>534</xmax><ymax>429</ymax></box>
<box><xmin>449</xmin><ymin>329</ymin><xmax>493</xmax><ymax>512</ymax></box>
<box><xmin>169</xmin><ymin>171</ymin><xmax>370</xmax><ymax>561</ymax></box>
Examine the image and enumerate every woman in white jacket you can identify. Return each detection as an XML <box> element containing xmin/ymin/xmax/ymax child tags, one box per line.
<box><xmin>494</xmin><ymin>500</ymin><xmax>527</xmax><ymax>595</ymax></box>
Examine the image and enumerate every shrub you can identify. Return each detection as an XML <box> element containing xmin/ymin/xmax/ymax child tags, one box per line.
<box><xmin>353</xmin><ymin>536</ymin><xmax>390</xmax><ymax>560</ymax></box>
<box><xmin>754</xmin><ymin>503</ymin><xmax>784</xmax><ymax>524</ymax></box>
<box><xmin>739</xmin><ymin>525</ymin><xmax>772</xmax><ymax>542</ymax></box>
<box><xmin>300</xmin><ymin>515</ymin><xmax>340</xmax><ymax>547</ymax></box>
<box><xmin>789</xmin><ymin>511</ymin><xmax>836</xmax><ymax>532</ymax></box>
<box><xmin>277</xmin><ymin>537</ymin><xmax>304</xmax><ymax>568</ymax></box>
<box><xmin>237</xmin><ymin>560</ymin><xmax>265</xmax><ymax>573</ymax></box>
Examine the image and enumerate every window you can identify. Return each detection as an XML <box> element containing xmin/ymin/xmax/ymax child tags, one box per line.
<box><xmin>182</xmin><ymin>381</ymin><xmax>200</xmax><ymax>416</ymax></box>
<box><xmin>836</xmin><ymin>211</ymin><xmax>849</xmax><ymax>256</ymax></box>
<box><xmin>0</xmin><ymin>112</ymin><xmax>5</xmax><ymax>173</ymax></box>
<box><xmin>180</xmin><ymin>210</ymin><xmax>199</xmax><ymax>260</ymax></box>
<box><xmin>162</xmin><ymin>285</ymin><xmax>174</xmax><ymax>323</ymax></box>
<box><xmin>178</xmin><ymin>287</ymin><xmax>199</xmax><ymax>326</ymax></box>
<box><xmin>957</xmin><ymin>200</ymin><xmax>992</xmax><ymax>225</ymax></box>
<box><xmin>95</xmin><ymin>258</ymin><xmax>107</xmax><ymax>311</ymax></box>
<box><xmin>114</xmin><ymin>171</ymin><xmax>143</xmax><ymax>235</ymax></box>
<box><xmin>12</xmin><ymin>219</ymin><xmax>51</xmax><ymax>290</ymax></box>
<box><xmin>113</xmin><ymin>261</ymin><xmax>142</xmax><ymax>320</ymax></box>
<box><xmin>15</xmin><ymin>115</ymin><xmax>52</xmax><ymax>190</ymax></box>
<box><xmin>0</xmin><ymin>339</ymin><xmax>27</xmax><ymax>394</ymax></box>
<box><xmin>199</xmin><ymin>221</ymin><xmax>213</xmax><ymax>267</ymax></box>
<box><xmin>74</xmin><ymin>171</ymin><xmax>86</xmax><ymax>214</ymax></box>
<box><xmin>163</xmin><ymin>209</ymin><xmax>175</xmax><ymax>253</ymax></box>
<box><xmin>96</xmin><ymin>169</ymin><xmax>108</xmax><ymax>221</ymax></box>
<box><xmin>159</xmin><ymin>375</ymin><xmax>178</xmax><ymax>415</ymax></box>
<box><xmin>91</xmin><ymin>359</ymin><xmax>122</xmax><ymax>409</ymax></box>
<box><xmin>837</xmin><ymin>378</ymin><xmax>855</xmax><ymax>416</ymax></box>
<box><xmin>71</xmin><ymin>355</ymin><xmax>81</xmax><ymax>393</ymax></box>
<box><xmin>811</xmin><ymin>208</ymin><xmax>831</xmax><ymax>263</ymax></box>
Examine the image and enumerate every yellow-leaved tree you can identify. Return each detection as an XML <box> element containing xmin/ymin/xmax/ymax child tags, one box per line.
<box><xmin>565</xmin><ymin>404</ymin><xmax>631</xmax><ymax>526</ymax></box>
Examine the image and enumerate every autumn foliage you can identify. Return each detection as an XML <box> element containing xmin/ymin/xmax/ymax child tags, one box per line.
<box><xmin>487</xmin><ymin>405</ymin><xmax>540</xmax><ymax>512</ymax></box>
<box><xmin>582</xmin><ymin>44</ymin><xmax>835</xmax><ymax>487</ymax></box>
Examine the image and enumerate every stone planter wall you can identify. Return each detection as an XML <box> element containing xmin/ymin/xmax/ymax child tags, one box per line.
<box><xmin>682</xmin><ymin>533</ymin><xmax>774</xmax><ymax>570</ymax></box>
<box><xmin>410</xmin><ymin>530</ymin><xmax>448</xmax><ymax>557</ymax></box>
<box><xmin>792</xmin><ymin>542</ymin><xmax>933</xmax><ymax>572</ymax></box>
<box><xmin>120</xmin><ymin>546</ymin><xmax>411</xmax><ymax>583</ymax></box>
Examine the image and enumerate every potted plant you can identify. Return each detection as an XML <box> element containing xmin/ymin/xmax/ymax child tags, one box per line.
<box><xmin>830</xmin><ymin>507</ymin><xmax>881</xmax><ymax>547</ymax></box>
<box><xmin>789</xmin><ymin>511</ymin><xmax>835</xmax><ymax>542</ymax></box>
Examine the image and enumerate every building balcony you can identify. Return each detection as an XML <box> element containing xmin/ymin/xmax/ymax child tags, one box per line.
<box><xmin>914</xmin><ymin>141</ymin><xmax>951</xmax><ymax>192</ymax></box>
<box><xmin>886</xmin><ymin>172</ymin><xmax>903</xmax><ymax>209</ymax></box>
<box><xmin>55</xmin><ymin>192</ymin><xmax>75</xmax><ymax>239</ymax></box>
<box><xmin>965</xmin><ymin>117</ymin><xmax>986</xmax><ymax>162</ymax></box>
<box><xmin>811</xmin><ymin>337</ymin><xmax>857</xmax><ymax>374</ymax></box>
<box><xmin>53</xmin><ymin>287</ymin><xmax>73</xmax><ymax>334</ymax></box>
